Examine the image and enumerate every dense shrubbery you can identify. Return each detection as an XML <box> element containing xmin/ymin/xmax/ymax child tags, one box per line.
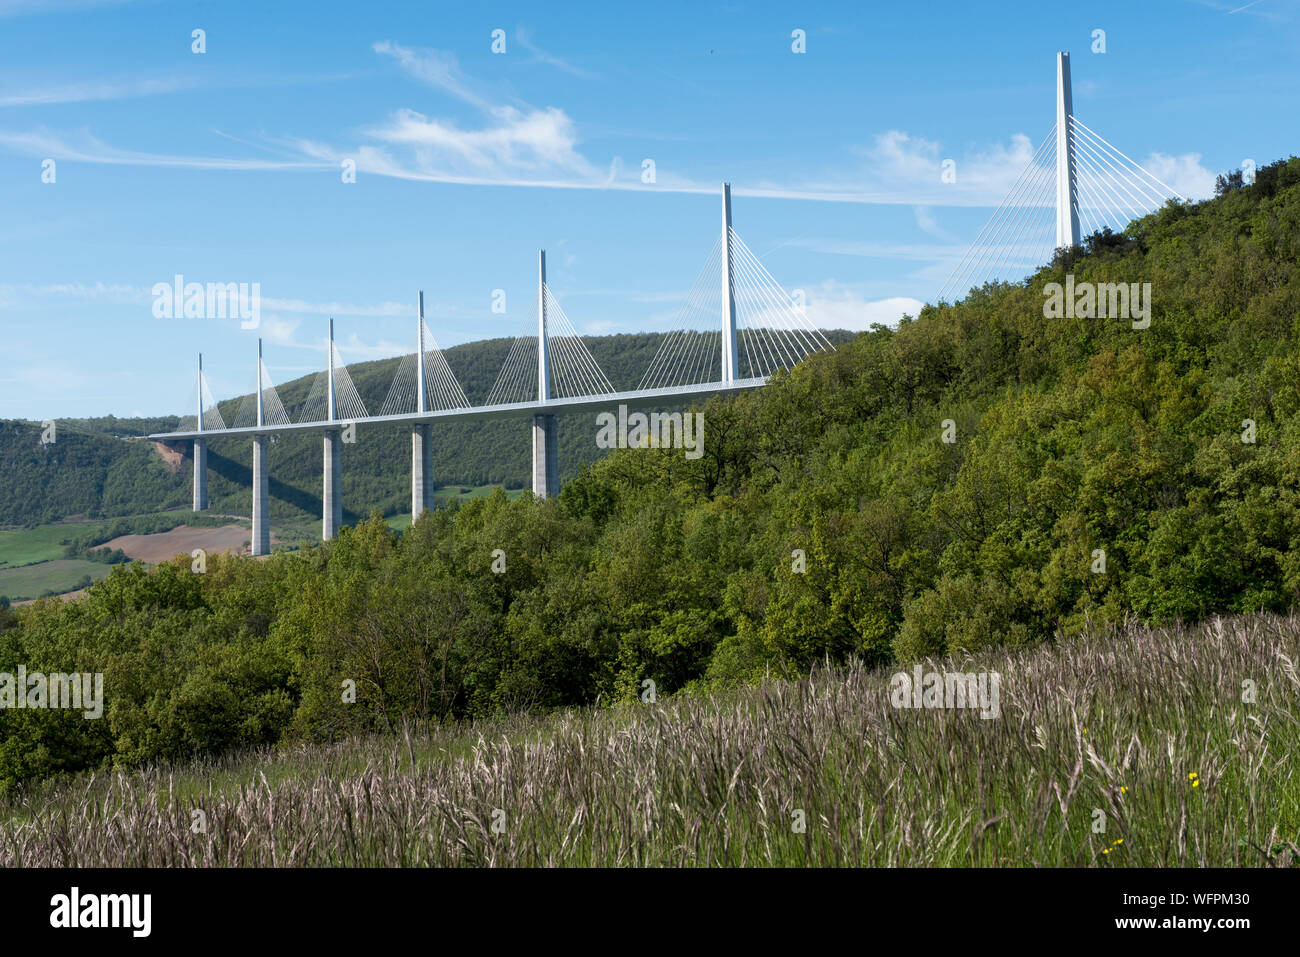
<box><xmin>1</xmin><ymin>157</ymin><xmax>1298</xmax><ymax>792</ymax></box>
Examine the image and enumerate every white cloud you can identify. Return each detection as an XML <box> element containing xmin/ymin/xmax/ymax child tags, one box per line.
<box><xmin>337</xmin><ymin>333</ymin><xmax>412</xmax><ymax>361</ymax></box>
<box><xmin>849</xmin><ymin>129</ymin><xmax>1042</xmax><ymax>206</ymax></box>
<box><xmin>368</xmin><ymin>42</ymin><xmax>599</xmax><ymax>184</ymax></box>
<box><xmin>1142</xmin><ymin>151</ymin><xmax>1216</xmax><ymax>200</ymax></box>
<box><xmin>246</xmin><ymin>319</ymin><xmax>410</xmax><ymax>363</ymax></box>
<box><xmin>800</xmin><ymin>281</ymin><xmax>924</xmax><ymax>331</ymax></box>
<box><xmin>731</xmin><ymin>278</ymin><xmax>923</xmax><ymax>332</ymax></box>
<box><xmin>323</xmin><ymin>59</ymin><xmax>1051</xmax><ymax>205</ymax></box>
<box><xmin>255</xmin><ymin>314</ymin><xmax>302</xmax><ymax>347</ymax></box>
<box><xmin>364</xmin><ymin>105</ymin><xmax>597</xmax><ymax>180</ymax></box>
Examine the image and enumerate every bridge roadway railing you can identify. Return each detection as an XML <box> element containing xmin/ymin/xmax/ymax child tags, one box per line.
<box><xmin>147</xmin><ymin>378</ymin><xmax>766</xmax><ymax>441</ymax></box>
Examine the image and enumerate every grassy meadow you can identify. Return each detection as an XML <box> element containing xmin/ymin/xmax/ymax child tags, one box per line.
<box><xmin>2</xmin><ymin>611</ymin><xmax>1295</xmax><ymax>867</ymax></box>
<box><xmin>0</xmin><ymin>560</ymin><xmax>112</xmax><ymax>602</ymax></box>
<box><xmin>0</xmin><ymin>510</ymin><xmax>219</xmax><ymax>600</ymax></box>
<box><xmin>0</xmin><ymin>525</ymin><xmax>85</xmax><ymax>569</ymax></box>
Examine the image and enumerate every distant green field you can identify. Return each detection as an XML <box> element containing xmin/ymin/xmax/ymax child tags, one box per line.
<box><xmin>0</xmin><ymin>509</ymin><xmax>244</xmax><ymax>575</ymax></box>
<box><xmin>0</xmin><ymin>523</ymin><xmax>99</xmax><ymax>569</ymax></box>
<box><xmin>439</xmin><ymin>484</ymin><xmax>527</xmax><ymax>502</ymax></box>
<box><xmin>0</xmin><ymin>559</ymin><xmax>112</xmax><ymax>601</ymax></box>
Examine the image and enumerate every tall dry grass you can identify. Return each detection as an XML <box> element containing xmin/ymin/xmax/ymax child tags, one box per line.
<box><xmin>2</xmin><ymin>612</ymin><xmax>1297</xmax><ymax>866</ymax></box>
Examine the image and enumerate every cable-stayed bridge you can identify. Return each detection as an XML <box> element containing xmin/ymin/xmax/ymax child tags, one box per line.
<box><xmin>154</xmin><ymin>183</ymin><xmax>834</xmax><ymax>553</ymax></box>
<box><xmin>151</xmin><ymin>51</ymin><xmax>1184</xmax><ymax>554</ymax></box>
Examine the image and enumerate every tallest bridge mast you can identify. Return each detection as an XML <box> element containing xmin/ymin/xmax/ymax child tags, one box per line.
<box><xmin>1055</xmin><ymin>51</ymin><xmax>1081</xmax><ymax>249</ymax></box>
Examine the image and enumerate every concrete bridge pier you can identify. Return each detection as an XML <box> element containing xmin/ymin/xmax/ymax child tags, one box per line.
<box><xmin>323</xmin><ymin>429</ymin><xmax>342</xmax><ymax>540</ymax></box>
<box><xmin>411</xmin><ymin>423</ymin><xmax>433</xmax><ymax>522</ymax></box>
<box><xmin>192</xmin><ymin>438</ymin><xmax>208</xmax><ymax>511</ymax></box>
<box><xmin>252</xmin><ymin>434</ymin><xmax>270</xmax><ymax>555</ymax></box>
<box><xmin>532</xmin><ymin>251</ymin><xmax>559</xmax><ymax>498</ymax></box>
<box><xmin>532</xmin><ymin>413</ymin><xmax>558</xmax><ymax>498</ymax></box>
<box><xmin>193</xmin><ymin>352</ymin><xmax>208</xmax><ymax>512</ymax></box>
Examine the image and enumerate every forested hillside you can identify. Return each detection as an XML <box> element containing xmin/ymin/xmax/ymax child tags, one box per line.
<box><xmin>2</xmin><ymin>157</ymin><xmax>1297</xmax><ymax>790</ymax></box>
<box><xmin>0</xmin><ymin>421</ymin><xmax>182</xmax><ymax>526</ymax></box>
<box><xmin>0</xmin><ymin>331</ymin><xmax>853</xmax><ymax>528</ymax></box>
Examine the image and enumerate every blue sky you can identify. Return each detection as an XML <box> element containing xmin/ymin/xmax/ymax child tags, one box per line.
<box><xmin>0</xmin><ymin>0</ymin><xmax>1296</xmax><ymax>418</ymax></box>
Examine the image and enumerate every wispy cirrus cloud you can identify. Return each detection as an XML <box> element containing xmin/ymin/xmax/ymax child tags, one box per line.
<box><xmin>806</xmin><ymin>129</ymin><xmax>1045</xmax><ymax>208</ymax></box>
<box><xmin>0</xmin><ymin>71</ymin><xmax>355</xmax><ymax>108</ymax></box>
<box><xmin>913</xmin><ymin>205</ymin><xmax>955</xmax><ymax>241</ymax></box>
<box><xmin>0</xmin><ymin>280</ymin><xmax>147</xmax><ymax>303</ymax></box>
<box><xmin>0</xmin><ymin>282</ymin><xmax>412</xmax><ymax>321</ymax></box>
<box><xmin>0</xmin><ymin>41</ymin><xmax>1218</xmax><ymax>210</ymax></box>
<box><xmin>0</xmin><ymin>77</ymin><xmax>200</xmax><ymax>107</ymax></box>
<box><xmin>1188</xmin><ymin>0</ymin><xmax>1288</xmax><ymax>20</ymax></box>
<box><xmin>373</xmin><ymin>41</ymin><xmax>500</xmax><ymax>112</ymax></box>
<box><xmin>0</xmin><ymin>127</ymin><xmax>330</xmax><ymax>170</ymax></box>
<box><xmin>515</xmin><ymin>26</ymin><xmax>597</xmax><ymax>79</ymax></box>
<box><xmin>261</xmin><ymin>297</ymin><xmax>409</xmax><ymax>318</ymax></box>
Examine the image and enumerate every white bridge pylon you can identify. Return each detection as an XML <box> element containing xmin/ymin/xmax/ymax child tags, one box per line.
<box><xmin>640</xmin><ymin>183</ymin><xmax>836</xmax><ymax>390</ymax></box>
<box><xmin>379</xmin><ymin>307</ymin><xmax>471</xmax><ymax>416</ymax></box>
<box><xmin>182</xmin><ymin>353</ymin><xmax>226</xmax><ymax>433</ymax></box>
<box><xmin>485</xmin><ymin>250</ymin><xmax>618</xmax><ymax>406</ymax></box>
<box><xmin>939</xmin><ymin>51</ymin><xmax>1184</xmax><ymax>302</ymax></box>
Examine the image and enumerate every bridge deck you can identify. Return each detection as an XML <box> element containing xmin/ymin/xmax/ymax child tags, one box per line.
<box><xmin>149</xmin><ymin>378</ymin><xmax>767</xmax><ymax>440</ymax></box>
